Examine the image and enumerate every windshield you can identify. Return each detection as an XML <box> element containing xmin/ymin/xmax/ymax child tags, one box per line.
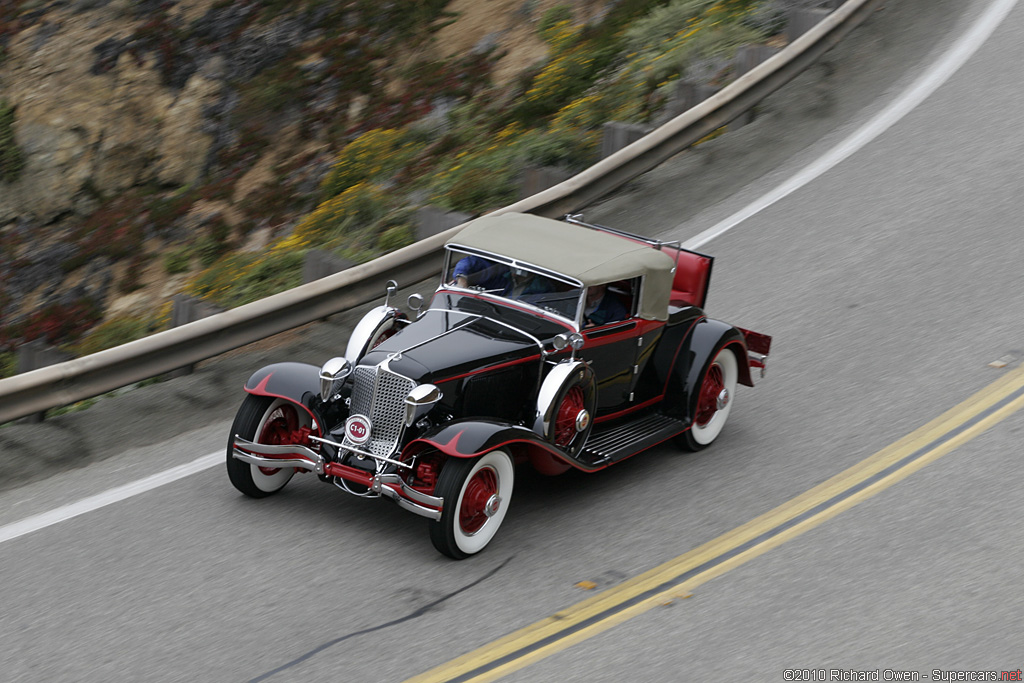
<box><xmin>442</xmin><ymin>247</ymin><xmax>584</xmax><ymax>323</ymax></box>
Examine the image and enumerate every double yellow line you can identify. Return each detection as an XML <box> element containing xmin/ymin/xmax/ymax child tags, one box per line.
<box><xmin>406</xmin><ymin>363</ymin><xmax>1024</xmax><ymax>683</ymax></box>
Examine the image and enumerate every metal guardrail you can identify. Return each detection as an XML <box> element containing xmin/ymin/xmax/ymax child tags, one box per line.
<box><xmin>0</xmin><ymin>0</ymin><xmax>881</xmax><ymax>425</ymax></box>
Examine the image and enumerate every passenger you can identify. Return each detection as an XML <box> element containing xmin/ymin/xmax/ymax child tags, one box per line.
<box><xmin>583</xmin><ymin>284</ymin><xmax>628</xmax><ymax>327</ymax></box>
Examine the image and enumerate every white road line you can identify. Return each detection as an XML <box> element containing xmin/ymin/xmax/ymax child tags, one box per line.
<box><xmin>0</xmin><ymin>452</ymin><xmax>221</xmax><ymax>545</ymax></box>
<box><xmin>1</xmin><ymin>0</ymin><xmax>1017</xmax><ymax>546</ymax></box>
<box><xmin>682</xmin><ymin>0</ymin><xmax>1019</xmax><ymax>250</ymax></box>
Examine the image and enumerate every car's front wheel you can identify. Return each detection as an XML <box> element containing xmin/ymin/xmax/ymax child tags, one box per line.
<box><xmin>678</xmin><ymin>347</ymin><xmax>739</xmax><ymax>452</ymax></box>
<box><xmin>429</xmin><ymin>449</ymin><xmax>514</xmax><ymax>559</ymax></box>
<box><xmin>227</xmin><ymin>396</ymin><xmax>309</xmax><ymax>497</ymax></box>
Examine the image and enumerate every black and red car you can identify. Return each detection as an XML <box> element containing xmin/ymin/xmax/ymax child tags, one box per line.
<box><xmin>228</xmin><ymin>213</ymin><xmax>772</xmax><ymax>558</ymax></box>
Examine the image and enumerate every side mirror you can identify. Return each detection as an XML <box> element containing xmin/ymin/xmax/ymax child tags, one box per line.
<box><xmin>319</xmin><ymin>357</ymin><xmax>352</xmax><ymax>402</ymax></box>
<box><xmin>407</xmin><ymin>293</ymin><xmax>424</xmax><ymax>318</ymax></box>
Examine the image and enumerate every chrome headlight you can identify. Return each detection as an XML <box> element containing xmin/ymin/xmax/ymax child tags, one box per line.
<box><xmin>404</xmin><ymin>383</ymin><xmax>443</xmax><ymax>427</ymax></box>
<box><xmin>319</xmin><ymin>357</ymin><xmax>352</xmax><ymax>402</ymax></box>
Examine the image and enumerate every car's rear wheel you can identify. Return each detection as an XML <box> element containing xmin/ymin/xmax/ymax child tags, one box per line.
<box><xmin>227</xmin><ymin>396</ymin><xmax>308</xmax><ymax>497</ymax></box>
<box><xmin>678</xmin><ymin>347</ymin><xmax>739</xmax><ymax>452</ymax></box>
<box><xmin>429</xmin><ymin>449</ymin><xmax>514</xmax><ymax>559</ymax></box>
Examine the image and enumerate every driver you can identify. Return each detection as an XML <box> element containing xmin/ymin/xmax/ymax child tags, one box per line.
<box><xmin>453</xmin><ymin>256</ymin><xmax>547</xmax><ymax>299</ymax></box>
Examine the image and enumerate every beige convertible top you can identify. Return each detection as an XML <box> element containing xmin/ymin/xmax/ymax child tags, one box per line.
<box><xmin>447</xmin><ymin>213</ymin><xmax>676</xmax><ymax>321</ymax></box>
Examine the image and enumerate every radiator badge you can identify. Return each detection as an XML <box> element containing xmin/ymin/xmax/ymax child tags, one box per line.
<box><xmin>345</xmin><ymin>415</ymin><xmax>372</xmax><ymax>445</ymax></box>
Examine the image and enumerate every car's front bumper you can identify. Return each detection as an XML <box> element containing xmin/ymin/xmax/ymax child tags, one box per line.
<box><xmin>232</xmin><ymin>437</ymin><xmax>443</xmax><ymax>521</ymax></box>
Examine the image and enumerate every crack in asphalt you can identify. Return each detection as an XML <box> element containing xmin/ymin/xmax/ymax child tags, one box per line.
<box><xmin>248</xmin><ymin>555</ymin><xmax>515</xmax><ymax>682</ymax></box>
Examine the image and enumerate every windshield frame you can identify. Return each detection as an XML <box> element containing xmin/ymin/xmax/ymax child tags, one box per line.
<box><xmin>440</xmin><ymin>244</ymin><xmax>586</xmax><ymax>329</ymax></box>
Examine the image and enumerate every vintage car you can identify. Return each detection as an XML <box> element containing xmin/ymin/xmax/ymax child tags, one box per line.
<box><xmin>227</xmin><ymin>213</ymin><xmax>771</xmax><ymax>558</ymax></box>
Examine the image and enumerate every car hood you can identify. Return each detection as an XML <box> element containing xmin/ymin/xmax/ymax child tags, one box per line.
<box><xmin>358</xmin><ymin>308</ymin><xmax>544</xmax><ymax>384</ymax></box>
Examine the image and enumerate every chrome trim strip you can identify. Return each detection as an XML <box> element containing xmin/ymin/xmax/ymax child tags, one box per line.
<box><xmin>445</xmin><ymin>244</ymin><xmax>584</xmax><ymax>289</ymax></box>
<box><xmin>345</xmin><ymin>305</ymin><xmax>400</xmax><ymax>364</ymax></box>
<box><xmin>425</xmin><ymin>308</ymin><xmax>548</xmax><ymax>354</ymax></box>
<box><xmin>438</xmin><ymin>288</ymin><xmax>581</xmax><ymax>331</ymax></box>
<box><xmin>748</xmin><ymin>351</ymin><xmax>768</xmax><ymax>380</ymax></box>
<box><xmin>563</xmin><ymin>215</ymin><xmax>683</xmax><ymax>252</ymax></box>
<box><xmin>392</xmin><ymin>496</ymin><xmax>443</xmax><ymax>521</ymax></box>
<box><xmin>372</xmin><ymin>473</ymin><xmax>443</xmax><ymax>508</ymax></box>
<box><xmin>232</xmin><ymin>436</ymin><xmax>325</xmax><ymax>474</ymax></box>
<box><xmin>386</xmin><ymin>313</ymin><xmax>477</xmax><ymax>360</ymax></box>
<box><xmin>442</xmin><ymin>245</ymin><xmax>584</xmax><ymax>329</ymax></box>
<box><xmin>534</xmin><ymin>360</ymin><xmax>590</xmax><ymax>438</ymax></box>
<box><xmin>371</xmin><ymin>473</ymin><xmax>444</xmax><ymax>521</ymax></box>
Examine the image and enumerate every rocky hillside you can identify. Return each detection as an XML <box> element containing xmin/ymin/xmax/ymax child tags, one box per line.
<box><xmin>0</xmin><ymin>0</ymin><xmax>789</xmax><ymax>375</ymax></box>
<box><xmin>0</xmin><ymin>0</ymin><xmax>625</xmax><ymax>353</ymax></box>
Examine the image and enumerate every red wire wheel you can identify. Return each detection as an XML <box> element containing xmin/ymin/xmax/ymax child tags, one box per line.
<box><xmin>430</xmin><ymin>449</ymin><xmax>515</xmax><ymax>559</ymax></box>
<box><xmin>227</xmin><ymin>396</ymin><xmax>310</xmax><ymax>498</ymax></box>
<box><xmin>554</xmin><ymin>386</ymin><xmax>586</xmax><ymax>447</ymax></box>
<box><xmin>679</xmin><ymin>348</ymin><xmax>739</xmax><ymax>452</ymax></box>
<box><xmin>256</xmin><ymin>403</ymin><xmax>300</xmax><ymax>475</ymax></box>
<box><xmin>459</xmin><ymin>466</ymin><xmax>499</xmax><ymax>535</ymax></box>
<box><xmin>694</xmin><ymin>362</ymin><xmax>725</xmax><ymax>427</ymax></box>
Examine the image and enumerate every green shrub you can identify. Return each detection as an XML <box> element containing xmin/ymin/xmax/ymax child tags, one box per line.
<box><xmin>623</xmin><ymin>0</ymin><xmax>715</xmax><ymax>53</ymax></box>
<box><xmin>620</xmin><ymin>0</ymin><xmax>766</xmax><ymax>87</ymax></box>
<box><xmin>377</xmin><ymin>224</ymin><xmax>415</xmax><ymax>252</ymax></box>
<box><xmin>515</xmin><ymin>127</ymin><xmax>599</xmax><ymax>171</ymax></box>
<box><xmin>187</xmin><ymin>250</ymin><xmax>305</xmax><ymax>309</ymax></box>
<box><xmin>538</xmin><ymin>5</ymin><xmax>574</xmax><ymax>40</ymax></box>
<box><xmin>0</xmin><ymin>100</ymin><xmax>25</xmax><ymax>183</ymax></box>
<box><xmin>429</xmin><ymin>150</ymin><xmax>519</xmax><ymax>214</ymax></box>
<box><xmin>195</xmin><ymin>235</ymin><xmax>226</xmax><ymax>268</ymax></box>
<box><xmin>551</xmin><ymin>94</ymin><xmax>613</xmax><ymax>132</ymax></box>
<box><xmin>163</xmin><ymin>246</ymin><xmax>192</xmax><ymax>274</ymax></box>
<box><xmin>0</xmin><ymin>351</ymin><xmax>13</xmax><ymax>380</ymax></box>
<box><xmin>295</xmin><ymin>182</ymin><xmax>397</xmax><ymax>246</ymax></box>
<box><xmin>239</xmin><ymin>58</ymin><xmax>306</xmax><ymax>113</ymax></box>
<box><xmin>71</xmin><ymin>314</ymin><xmax>152</xmax><ymax>357</ymax></box>
<box><xmin>521</xmin><ymin>29</ymin><xmax>596</xmax><ymax>117</ymax></box>
<box><xmin>319</xmin><ymin>129</ymin><xmax>416</xmax><ymax>199</ymax></box>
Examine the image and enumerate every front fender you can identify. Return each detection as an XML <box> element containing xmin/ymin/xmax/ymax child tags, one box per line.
<box><xmin>408</xmin><ymin>419</ymin><xmax>543</xmax><ymax>458</ymax></box>
<box><xmin>244</xmin><ymin>362</ymin><xmax>330</xmax><ymax>427</ymax></box>
<box><xmin>405</xmin><ymin>419</ymin><xmax>597</xmax><ymax>475</ymax></box>
<box><xmin>345</xmin><ymin>305</ymin><xmax>403</xmax><ymax>364</ymax></box>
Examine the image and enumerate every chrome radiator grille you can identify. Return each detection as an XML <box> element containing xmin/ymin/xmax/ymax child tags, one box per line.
<box><xmin>345</xmin><ymin>364</ymin><xmax>416</xmax><ymax>458</ymax></box>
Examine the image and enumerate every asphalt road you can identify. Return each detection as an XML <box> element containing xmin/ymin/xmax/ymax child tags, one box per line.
<box><xmin>3</xmin><ymin>0</ymin><xmax>1022</xmax><ymax>681</ymax></box>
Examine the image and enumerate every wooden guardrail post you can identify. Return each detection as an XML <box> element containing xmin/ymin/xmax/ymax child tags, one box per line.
<box><xmin>415</xmin><ymin>207</ymin><xmax>473</xmax><ymax>241</ymax></box>
<box><xmin>15</xmin><ymin>340</ymin><xmax>73</xmax><ymax>422</ymax></box>
<box><xmin>788</xmin><ymin>8</ymin><xmax>833</xmax><ymax>41</ymax></box>
<box><xmin>601</xmin><ymin>122</ymin><xmax>651</xmax><ymax>159</ymax></box>
<box><xmin>734</xmin><ymin>45</ymin><xmax>779</xmax><ymax>78</ymax></box>
<box><xmin>520</xmin><ymin>166</ymin><xmax>574</xmax><ymax>199</ymax></box>
<box><xmin>169</xmin><ymin>294</ymin><xmax>226</xmax><ymax>377</ymax></box>
<box><xmin>654</xmin><ymin>82</ymin><xmax>720</xmax><ymax>126</ymax></box>
<box><xmin>302</xmin><ymin>250</ymin><xmax>355</xmax><ymax>284</ymax></box>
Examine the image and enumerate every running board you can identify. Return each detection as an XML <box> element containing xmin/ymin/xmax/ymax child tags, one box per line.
<box><xmin>580</xmin><ymin>413</ymin><xmax>686</xmax><ymax>466</ymax></box>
